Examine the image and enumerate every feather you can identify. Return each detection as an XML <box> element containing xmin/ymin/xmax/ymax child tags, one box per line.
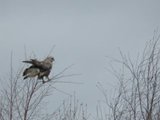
<box><xmin>22</xmin><ymin>56</ymin><xmax>54</xmax><ymax>82</ymax></box>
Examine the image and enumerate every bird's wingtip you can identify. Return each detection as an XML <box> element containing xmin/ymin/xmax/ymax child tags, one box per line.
<box><xmin>22</xmin><ymin>60</ymin><xmax>32</xmax><ymax>63</ymax></box>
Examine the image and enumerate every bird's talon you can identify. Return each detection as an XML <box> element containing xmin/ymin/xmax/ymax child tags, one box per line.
<box><xmin>42</xmin><ymin>80</ymin><xmax>46</xmax><ymax>84</ymax></box>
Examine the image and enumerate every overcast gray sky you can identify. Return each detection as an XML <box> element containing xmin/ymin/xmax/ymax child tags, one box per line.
<box><xmin>0</xmin><ymin>0</ymin><xmax>160</xmax><ymax>116</ymax></box>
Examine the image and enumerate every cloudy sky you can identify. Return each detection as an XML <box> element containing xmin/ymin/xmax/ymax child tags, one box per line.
<box><xmin>0</xmin><ymin>0</ymin><xmax>160</xmax><ymax>115</ymax></box>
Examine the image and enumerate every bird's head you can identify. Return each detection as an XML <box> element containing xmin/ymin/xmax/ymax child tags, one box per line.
<box><xmin>46</xmin><ymin>56</ymin><xmax>55</xmax><ymax>62</ymax></box>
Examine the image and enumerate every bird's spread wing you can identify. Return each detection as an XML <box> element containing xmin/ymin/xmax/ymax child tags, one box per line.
<box><xmin>23</xmin><ymin>59</ymin><xmax>52</xmax><ymax>70</ymax></box>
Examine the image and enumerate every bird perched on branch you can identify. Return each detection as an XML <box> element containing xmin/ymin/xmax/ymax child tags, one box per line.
<box><xmin>22</xmin><ymin>56</ymin><xmax>55</xmax><ymax>83</ymax></box>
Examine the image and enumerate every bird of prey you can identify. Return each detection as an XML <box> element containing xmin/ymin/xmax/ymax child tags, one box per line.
<box><xmin>22</xmin><ymin>56</ymin><xmax>55</xmax><ymax>83</ymax></box>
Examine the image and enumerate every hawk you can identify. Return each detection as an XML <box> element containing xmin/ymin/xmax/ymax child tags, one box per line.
<box><xmin>22</xmin><ymin>56</ymin><xmax>55</xmax><ymax>83</ymax></box>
